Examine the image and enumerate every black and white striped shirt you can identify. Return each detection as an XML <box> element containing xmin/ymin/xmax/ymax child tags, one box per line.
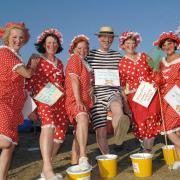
<box><xmin>87</xmin><ymin>49</ymin><xmax>122</xmax><ymax>101</ymax></box>
<box><xmin>86</xmin><ymin>49</ymin><xmax>122</xmax><ymax>129</ymax></box>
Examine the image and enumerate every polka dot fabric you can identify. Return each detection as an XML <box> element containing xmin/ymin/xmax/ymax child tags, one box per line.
<box><xmin>65</xmin><ymin>54</ymin><xmax>93</xmax><ymax>124</ymax></box>
<box><xmin>118</xmin><ymin>52</ymin><xmax>161</xmax><ymax>139</ymax></box>
<box><xmin>158</xmin><ymin>58</ymin><xmax>180</xmax><ymax>134</ymax></box>
<box><xmin>118</xmin><ymin>53</ymin><xmax>154</xmax><ymax>90</ymax></box>
<box><xmin>25</xmin><ymin>56</ymin><xmax>69</xmax><ymax>142</ymax></box>
<box><xmin>0</xmin><ymin>46</ymin><xmax>26</xmax><ymax>144</ymax></box>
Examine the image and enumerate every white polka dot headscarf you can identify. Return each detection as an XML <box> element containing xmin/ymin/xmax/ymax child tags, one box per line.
<box><xmin>37</xmin><ymin>28</ymin><xmax>63</xmax><ymax>44</ymax></box>
<box><xmin>153</xmin><ymin>31</ymin><xmax>180</xmax><ymax>49</ymax></box>
<box><xmin>119</xmin><ymin>31</ymin><xmax>142</xmax><ymax>49</ymax></box>
<box><xmin>69</xmin><ymin>34</ymin><xmax>89</xmax><ymax>54</ymax></box>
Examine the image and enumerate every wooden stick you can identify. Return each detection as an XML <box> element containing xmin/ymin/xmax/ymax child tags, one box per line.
<box><xmin>157</xmin><ymin>87</ymin><xmax>171</xmax><ymax>170</ymax></box>
<box><xmin>157</xmin><ymin>88</ymin><xmax>168</xmax><ymax>145</ymax></box>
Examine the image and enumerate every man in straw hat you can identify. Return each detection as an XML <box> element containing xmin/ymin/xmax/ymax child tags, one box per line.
<box><xmin>87</xmin><ymin>26</ymin><xmax>131</xmax><ymax>154</ymax></box>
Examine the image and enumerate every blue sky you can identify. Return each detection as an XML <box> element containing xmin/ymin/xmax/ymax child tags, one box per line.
<box><xmin>0</xmin><ymin>0</ymin><xmax>180</xmax><ymax>65</ymax></box>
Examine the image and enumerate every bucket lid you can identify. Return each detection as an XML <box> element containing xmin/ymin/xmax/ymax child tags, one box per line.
<box><xmin>130</xmin><ymin>153</ymin><xmax>153</xmax><ymax>159</ymax></box>
<box><xmin>66</xmin><ymin>165</ymin><xmax>92</xmax><ymax>174</ymax></box>
<box><xmin>162</xmin><ymin>145</ymin><xmax>175</xmax><ymax>149</ymax></box>
<box><xmin>96</xmin><ymin>154</ymin><xmax>118</xmax><ymax>160</ymax></box>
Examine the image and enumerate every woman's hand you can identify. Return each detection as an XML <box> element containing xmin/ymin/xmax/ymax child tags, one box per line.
<box><xmin>28</xmin><ymin>110</ymin><xmax>38</xmax><ymax>121</ymax></box>
<box><xmin>30</xmin><ymin>54</ymin><xmax>40</xmax><ymax>71</ymax></box>
<box><xmin>29</xmin><ymin>53</ymin><xmax>40</xmax><ymax>60</ymax></box>
<box><xmin>154</xmin><ymin>72</ymin><xmax>164</xmax><ymax>87</ymax></box>
<box><xmin>76</xmin><ymin>99</ymin><xmax>86</xmax><ymax>111</ymax></box>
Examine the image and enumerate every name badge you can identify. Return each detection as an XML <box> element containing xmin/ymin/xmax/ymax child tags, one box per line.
<box><xmin>94</xmin><ymin>69</ymin><xmax>120</xmax><ymax>86</ymax></box>
<box><xmin>164</xmin><ymin>85</ymin><xmax>180</xmax><ymax>115</ymax></box>
<box><xmin>34</xmin><ymin>82</ymin><xmax>63</xmax><ymax>106</ymax></box>
<box><xmin>133</xmin><ymin>81</ymin><xmax>157</xmax><ymax>108</ymax></box>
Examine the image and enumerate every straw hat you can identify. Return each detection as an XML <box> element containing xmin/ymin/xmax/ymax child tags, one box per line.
<box><xmin>95</xmin><ymin>26</ymin><xmax>117</xmax><ymax>37</ymax></box>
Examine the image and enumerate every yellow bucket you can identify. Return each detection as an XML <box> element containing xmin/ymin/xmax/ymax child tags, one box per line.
<box><xmin>96</xmin><ymin>154</ymin><xmax>118</xmax><ymax>178</ymax></box>
<box><xmin>66</xmin><ymin>165</ymin><xmax>92</xmax><ymax>180</ymax></box>
<box><xmin>162</xmin><ymin>145</ymin><xmax>179</xmax><ymax>165</ymax></box>
<box><xmin>130</xmin><ymin>153</ymin><xmax>153</xmax><ymax>177</ymax></box>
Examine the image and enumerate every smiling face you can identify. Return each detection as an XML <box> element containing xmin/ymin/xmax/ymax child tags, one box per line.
<box><xmin>98</xmin><ymin>35</ymin><xmax>114</xmax><ymax>51</ymax></box>
<box><xmin>122</xmin><ymin>37</ymin><xmax>137</xmax><ymax>54</ymax></box>
<box><xmin>8</xmin><ymin>28</ymin><xmax>25</xmax><ymax>52</ymax></box>
<box><xmin>44</xmin><ymin>35</ymin><xmax>59</xmax><ymax>56</ymax></box>
<box><xmin>73</xmin><ymin>41</ymin><xmax>89</xmax><ymax>59</ymax></box>
<box><xmin>161</xmin><ymin>39</ymin><xmax>177</xmax><ymax>55</ymax></box>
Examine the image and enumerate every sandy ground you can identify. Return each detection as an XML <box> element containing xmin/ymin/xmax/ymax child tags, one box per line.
<box><xmin>8</xmin><ymin>128</ymin><xmax>180</xmax><ymax>180</ymax></box>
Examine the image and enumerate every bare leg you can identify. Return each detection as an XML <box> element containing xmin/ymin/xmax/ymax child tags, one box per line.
<box><xmin>0</xmin><ymin>136</ymin><xmax>12</xmax><ymax>149</ymax></box>
<box><xmin>143</xmin><ymin>137</ymin><xmax>155</xmax><ymax>151</ymax></box>
<box><xmin>76</xmin><ymin>114</ymin><xmax>89</xmax><ymax>158</ymax></box>
<box><xmin>96</xmin><ymin>127</ymin><xmax>109</xmax><ymax>154</ymax></box>
<box><xmin>110</xmin><ymin>101</ymin><xmax>124</xmax><ymax>133</ymax></box>
<box><xmin>40</xmin><ymin>127</ymin><xmax>55</xmax><ymax>179</ymax></box>
<box><xmin>0</xmin><ymin>144</ymin><xmax>15</xmax><ymax>180</ymax></box>
<box><xmin>71</xmin><ymin>137</ymin><xmax>80</xmax><ymax>165</ymax></box>
<box><xmin>176</xmin><ymin>130</ymin><xmax>180</xmax><ymax>137</ymax></box>
<box><xmin>52</xmin><ymin>142</ymin><xmax>61</xmax><ymax>159</ymax></box>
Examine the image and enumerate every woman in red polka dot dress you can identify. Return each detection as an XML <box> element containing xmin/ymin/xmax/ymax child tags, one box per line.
<box><xmin>0</xmin><ymin>22</ymin><xmax>38</xmax><ymax>179</ymax></box>
<box><xmin>65</xmin><ymin>35</ymin><xmax>93</xmax><ymax>170</ymax></box>
<box><xmin>154</xmin><ymin>32</ymin><xmax>180</xmax><ymax>169</ymax></box>
<box><xmin>118</xmin><ymin>31</ymin><xmax>161</xmax><ymax>152</ymax></box>
<box><xmin>25</xmin><ymin>29</ymin><xmax>68</xmax><ymax>179</ymax></box>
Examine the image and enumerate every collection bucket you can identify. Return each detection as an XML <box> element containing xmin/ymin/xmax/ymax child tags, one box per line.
<box><xmin>66</xmin><ymin>165</ymin><xmax>92</xmax><ymax>180</ymax></box>
<box><xmin>96</xmin><ymin>154</ymin><xmax>118</xmax><ymax>178</ymax></box>
<box><xmin>162</xmin><ymin>145</ymin><xmax>179</xmax><ymax>165</ymax></box>
<box><xmin>130</xmin><ymin>153</ymin><xmax>153</xmax><ymax>177</ymax></box>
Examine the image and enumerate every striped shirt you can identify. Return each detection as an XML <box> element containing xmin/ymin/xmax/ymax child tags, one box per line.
<box><xmin>86</xmin><ymin>49</ymin><xmax>122</xmax><ymax>129</ymax></box>
<box><xmin>87</xmin><ymin>49</ymin><xmax>122</xmax><ymax>101</ymax></box>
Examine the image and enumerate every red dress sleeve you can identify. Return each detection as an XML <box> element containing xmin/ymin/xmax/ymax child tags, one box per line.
<box><xmin>67</xmin><ymin>54</ymin><xmax>82</xmax><ymax>77</ymax></box>
<box><xmin>0</xmin><ymin>47</ymin><xmax>24</xmax><ymax>81</ymax></box>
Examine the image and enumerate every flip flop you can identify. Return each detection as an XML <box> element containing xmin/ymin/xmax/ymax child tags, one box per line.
<box><xmin>114</xmin><ymin>114</ymin><xmax>130</xmax><ymax>145</ymax></box>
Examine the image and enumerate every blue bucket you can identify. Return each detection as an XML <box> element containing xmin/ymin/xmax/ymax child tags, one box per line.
<box><xmin>18</xmin><ymin>119</ymin><xmax>32</xmax><ymax>132</ymax></box>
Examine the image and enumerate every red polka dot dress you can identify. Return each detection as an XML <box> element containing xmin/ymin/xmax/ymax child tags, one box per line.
<box><xmin>65</xmin><ymin>54</ymin><xmax>93</xmax><ymax>126</ymax></box>
<box><xmin>118</xmin><ymin>52</ymin><xmax>161</xmax><ymax>139</ymax></box>
<box><xmin>158</xmin><ymin>57</ymin><xmax>180</xmax><ymax>134</ymax></box>
<box><xmin>0</xmin><ymin>46</ymin><xmax>26</xmax><ymax>144</ymax></box>
<box><xmin>25</xmin><ymin>55</ymin><xmax>69</xmax><ymax>143</ymax></box>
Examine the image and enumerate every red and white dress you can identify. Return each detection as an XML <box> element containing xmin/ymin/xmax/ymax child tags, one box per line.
<box><xmin>158</xmin><ymin>57</ymin><xmax>180</xmax><ymax>134</ymax></box>
<box><xmin>0</xmin><ymin>46</ymin><xmax>26</xmax><ymax>144</ymax></box>
<box><xmin>25</xmin><ymin>55</ymin><xmax>68</xmax><ymax>143</ymax></box>
<box><xmin>118</xmin><ymin>52</ymin><xmax>161</xmax><ymax>139</ymax></box>
<box><xmin>65</xmin><ymin>54</ymin><xmax>93</xmax><ymax>126</ymax></box>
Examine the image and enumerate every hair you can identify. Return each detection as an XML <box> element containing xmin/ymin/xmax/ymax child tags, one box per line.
<box><xmin>159</xmin><ymin>38</ymin><xmax>177</xmax><ymax>50</ymax></box>
<box><xmin>2</xmin><ymin>26</ymin><xmax>30</xmax><ymax>45</ymax></box>
<box><xmin>35</xmin><ymin>33</ymin><xmax>63</xmax><ymax>54</ymax></box>
<box><xmin>123</xmin><ymin>36</ymin><xmax>137</xmax><ymax>45</ymax></box>
<box><xmin>69</xmin><ymin>37</ymin><xmax>89</xmax><ymax>54</ymax></box>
